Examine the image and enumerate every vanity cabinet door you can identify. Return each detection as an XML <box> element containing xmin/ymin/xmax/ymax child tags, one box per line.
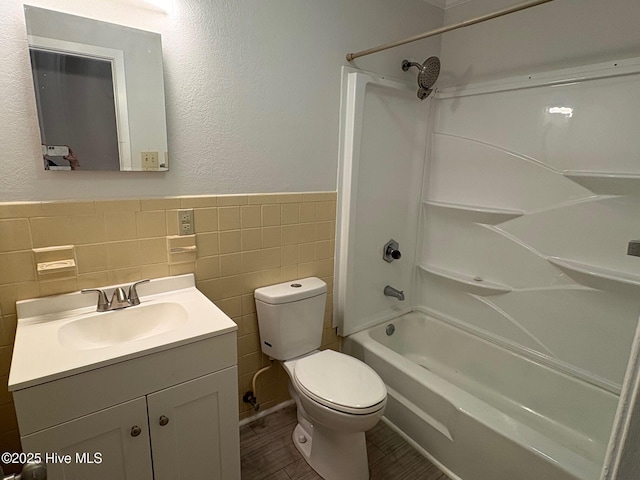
<box><xmin>20</xmin><ymin>397</ymin><xmax>153</xmax><ymax>480</ymax></box>
<box><xmin>147</xmin><ymin>366</ymin><xmax>240</xmax><ymax>480</ymax></box>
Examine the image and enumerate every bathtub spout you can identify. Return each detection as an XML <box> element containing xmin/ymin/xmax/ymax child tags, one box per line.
<box><xmin>384</xmin><ymin>285</ymin><xmax>405</xmax><ymax>301</ymax></box>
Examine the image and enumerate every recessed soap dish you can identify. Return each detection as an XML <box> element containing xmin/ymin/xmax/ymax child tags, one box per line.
<box><xmin>33</xmin><ymin>245</ymin><xmax>77</xmax><ymax>279</ymax></box>
<box><xmin>37</xmin><ymin>259</ymin><xmax>76</xmax><ymax>274</ymax></box>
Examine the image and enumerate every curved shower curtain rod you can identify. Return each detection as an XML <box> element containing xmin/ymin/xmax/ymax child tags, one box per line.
<box><xmin>346</xmin><ymin>0</ymin><xmax>557</xmax><ymax>62</ymax></box>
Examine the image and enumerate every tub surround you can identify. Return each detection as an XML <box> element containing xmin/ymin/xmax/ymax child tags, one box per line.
<box><xmin>335</xmin><ymin>57</ymin><xmax>640</xmax><ymax>480</ymax></box>
<box><xmin>423</xmin><ymin>60</ymin><xmax>640</xmax><ymax>390</ymax></box>
<box><xmin>0</xmin><ymin>192</ymin><xmax>338</xmax><ymax>453</ymax></box>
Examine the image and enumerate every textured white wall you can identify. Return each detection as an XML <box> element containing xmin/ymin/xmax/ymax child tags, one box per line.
<box><xmin>0</xmin><ymin>0</ymin><xmax>442</xmax><ymax>201</ymax></box>
<box><xmin>440</xmin><ymin>0</ymin><xmax>640</xmax><ymax>87</ymax></box>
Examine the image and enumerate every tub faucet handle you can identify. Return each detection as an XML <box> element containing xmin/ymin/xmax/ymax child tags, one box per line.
<box><xmin>383</xmin><ymin>239</ymin><xmax>402</xmax><ymax>263</ymax></box>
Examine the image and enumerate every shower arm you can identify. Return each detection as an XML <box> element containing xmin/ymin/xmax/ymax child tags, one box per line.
<box><xmin>346</xmin><ymin>0</ymin><xmax>557</xmax><ymax>62</ymax></box>
<box><xmin>401</xmin><ymin>60</ymin><xmax>422</xmax><ymax>71</ymax></box>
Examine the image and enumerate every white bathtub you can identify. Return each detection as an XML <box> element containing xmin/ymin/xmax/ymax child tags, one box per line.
<box><xmin>342</xmin><ymin>311</ymin><xmax>619</xmax><ymax>480</ymax></box>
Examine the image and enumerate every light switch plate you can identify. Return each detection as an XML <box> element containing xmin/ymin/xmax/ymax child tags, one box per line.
<box><xmin>141</xmin><ymin>151</ymin><xmax>159</xmax><ymax>170</ymax></box>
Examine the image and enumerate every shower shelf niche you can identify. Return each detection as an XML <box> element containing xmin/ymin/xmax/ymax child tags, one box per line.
<box><xmin>423</xmin><ymin>200</ymin><xmax>525</xmax><ymax>224</ymax></box>
<box><xmin>417</xmin><ymin>263</ymin><xmax>512</xmax><ymax>295</ymax></box>
<box><xmin>562</xmin><ymin>171</ymin><xmax>640</xmax><ymax>195</ymax></box>
<box><xmin>547</xmin><ymin>256</ymin><xmax>640</xmax><ymax>289</ymax></box>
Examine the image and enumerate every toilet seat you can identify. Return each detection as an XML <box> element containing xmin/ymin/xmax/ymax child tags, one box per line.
<box><xmin>292</xmin><ymin>350</ymin><xmax>386</xmax><ymax>415</ymax></box>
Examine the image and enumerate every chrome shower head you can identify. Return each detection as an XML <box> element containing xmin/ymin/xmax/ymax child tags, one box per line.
<box><xmin>402</xmin><ymin>57</ymin><xmax>440</xmax><ymax>100</ymax></box>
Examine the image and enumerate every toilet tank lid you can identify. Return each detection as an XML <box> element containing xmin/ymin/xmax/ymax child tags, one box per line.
<box><xmin>255</xmin><ymin>277</ymin><xmax>326</xmax><ymax>304</ymax></box>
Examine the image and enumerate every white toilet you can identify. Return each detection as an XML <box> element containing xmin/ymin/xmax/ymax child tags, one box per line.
<box><xmin>254</xmin><ymin>277</ymin><xmax>387</xmax><ymax>480</ymax></box>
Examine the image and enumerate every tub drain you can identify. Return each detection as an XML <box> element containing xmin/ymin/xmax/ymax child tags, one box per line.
<box><xmin>386</xmin><ymin>324</ymin><xmax>395</xmax><ymax>336</ymax></box>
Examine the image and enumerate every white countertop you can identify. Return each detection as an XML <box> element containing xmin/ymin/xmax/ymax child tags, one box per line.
<box><xmin>9</xmin><ymin>274</ymin><xmax>237</xmax><ymax>391</ymax></box>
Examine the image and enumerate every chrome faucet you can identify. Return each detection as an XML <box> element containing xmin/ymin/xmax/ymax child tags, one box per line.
<box><xmin>82</xmin><ymin>279</ymin><xmax>150</xmax><ymax>312</ymax></box>
<box><xmin>384</xmin><ymin>285</ymin><xmax>405</xmax><ymax>301</ymax></box>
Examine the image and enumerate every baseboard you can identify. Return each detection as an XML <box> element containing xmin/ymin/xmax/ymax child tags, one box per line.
<box><xmin>239</xmin><ymin>399</ymin><xmax>295</xmax><ymax>427</ymax></box>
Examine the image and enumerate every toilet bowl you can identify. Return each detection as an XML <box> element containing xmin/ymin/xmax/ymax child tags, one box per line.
<box><xmin>254</xmin><ymin>278</ymin><xmax>387</xmax><ymax>480</ymax></box>
<box><xmin>284</xmin><ymin>350</ymin><xmax>386</xmax><ymax>480</ymax></box>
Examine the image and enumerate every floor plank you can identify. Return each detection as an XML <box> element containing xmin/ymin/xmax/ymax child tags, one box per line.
<box><xmin>240</xmin><ymin>404</ymin><xmax>450</xmax><ymax>480</ymax></box>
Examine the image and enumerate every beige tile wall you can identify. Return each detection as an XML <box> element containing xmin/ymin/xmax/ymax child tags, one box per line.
<box><xmin>0</xmin><ymin>192</ymin><xmax>339</xmax><ymax>454</ymax></box>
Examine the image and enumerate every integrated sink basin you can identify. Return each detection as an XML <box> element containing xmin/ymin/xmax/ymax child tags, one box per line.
<box><xmin>58</xmin><ymin>302</ymin><xmax>189</xmax><ymax>350</ymax></box>
<box><xmin>9</xmin><ymin>274</ymin><xmax>237</xmax><ymax>390</ymax></box>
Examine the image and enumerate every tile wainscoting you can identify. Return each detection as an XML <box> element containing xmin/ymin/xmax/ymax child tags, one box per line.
<box><xmin>0</xmin><ymin>192</ymin><xmax>338</xmax><ymax>458</ymax></box>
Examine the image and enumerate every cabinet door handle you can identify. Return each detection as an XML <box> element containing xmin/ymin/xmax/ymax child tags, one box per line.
<box><xmin>131</xmin><ymin>425</ymin><xmax>142</xmax><ymax>437</ymax></box>
<box><xmin>159</xmin><ymin>415</ymin><xmax>169</xmax><ymax>426</ymax></box>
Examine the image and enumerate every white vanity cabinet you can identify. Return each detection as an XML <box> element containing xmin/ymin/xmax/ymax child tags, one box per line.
<box><xmin>22</xmin><ymin>397</ymin><xmax>154</xmax><ymax>479</ymax></box>
<box><xmin>147</xmin><ymin>367</ymin><xmax>239</xmax><ymax>480</ymax></box>
<box><xmin>12</xmin><ymin>333</ymin><xmax>241</xmax><ymax>480</ymax></box>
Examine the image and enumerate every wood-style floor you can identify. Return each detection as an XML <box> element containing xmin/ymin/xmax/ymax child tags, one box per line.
<box><xmin>240</xmin><ymin>404</ymin><xmax>450</xmax><ymax>480</ymax></box>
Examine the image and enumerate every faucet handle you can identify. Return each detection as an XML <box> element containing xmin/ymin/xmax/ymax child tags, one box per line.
<box><xmin>81</xmin><ymin>288</ymin><xmax>109</xmax><ymax>312</ymax></box>
<box><xmin>383</xmin><ymin>239</ymin><xmax>401</xmax><ymax>263</ymax></box>
<box><xmin>128</xmin><ymin>279</ymin><xmax>150</xmax><ymax>306</ymax></box>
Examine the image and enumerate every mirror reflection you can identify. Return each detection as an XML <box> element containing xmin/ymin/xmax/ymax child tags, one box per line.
<box><xmin>24</xmin><ymin>6</ymin><xmax>169</xmax><ymax>171</ymax></box>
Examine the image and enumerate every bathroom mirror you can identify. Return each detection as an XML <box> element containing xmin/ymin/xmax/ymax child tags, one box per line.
<box><xmin>24</xmin><ymin>5</ymin><xmax>169</xmax><ymax>171</ymax></box>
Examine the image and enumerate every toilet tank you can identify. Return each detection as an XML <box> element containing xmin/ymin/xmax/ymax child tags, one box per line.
<box><xmin>254</xmin><ymin>277</ymin><xmax>327</xmax><ymax>361</ymax></box>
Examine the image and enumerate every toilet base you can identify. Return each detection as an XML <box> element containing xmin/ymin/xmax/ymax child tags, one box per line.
<box><xmin>292</xmin><ymin>422</ymin><xmax>370</xmax><ymax>480</ymax></box>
